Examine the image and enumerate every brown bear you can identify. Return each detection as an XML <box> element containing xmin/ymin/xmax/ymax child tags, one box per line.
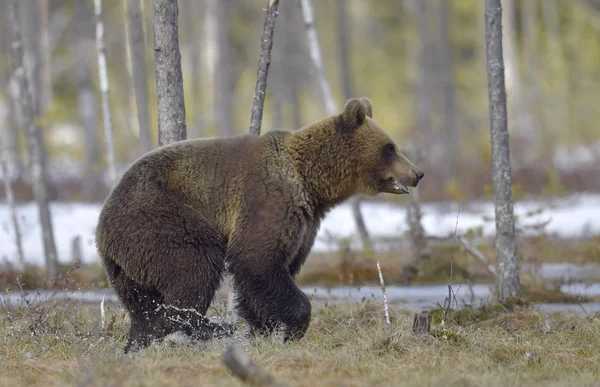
<box><xmin>95</xmin><ymin>97</ymin><xmax>424</xmax><ymax>353</ymax></box>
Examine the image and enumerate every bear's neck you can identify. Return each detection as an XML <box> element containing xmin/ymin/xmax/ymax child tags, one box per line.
<box><xmin>284</xmin><ymin>116</ymin><xmax>359</xmax><ymax>212</ymax></box>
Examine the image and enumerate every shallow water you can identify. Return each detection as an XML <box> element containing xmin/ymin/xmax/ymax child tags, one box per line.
<box><xmin>2</xmin><ymin>282</ymin><xmax>599</xmax><ymax>315</ymax></box>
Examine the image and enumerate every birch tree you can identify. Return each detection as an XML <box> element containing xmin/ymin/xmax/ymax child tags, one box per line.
<box><xmin>484</xmin><ymin>0</ymin><xmax>521</xmax><ymax>303</ymax></box>
<box><xmin>9</xmin><ymin>0</ymin><xmax>59</xmax><ymax>280</ymax></box>
<box><xmin>301</xmin><ymin>0</ymin><xmax>373</xmax><ymax>251</ymax></box>
<box><xmin>95</xmin><ymin>0</ymin><xmax>117</xmax><ymax>186</ymax></box>
<box><xmin>0</xmin><ymin>136</ymin><xmax>25</xmax><ymax>267</ymax></box>
<box><xmin>75</xmin><ymin>0</ymin><xmax>101</xmax><ymax>201</ymax></box>
<box><xmin>153</xmin><ymin>0</ymin><xmax>187</xmax><ymax>145</ymax></box>
<box><xmin>127</xmin><ymin>0</ymin><xmax>153</xmax><ymax>154</ymax></box>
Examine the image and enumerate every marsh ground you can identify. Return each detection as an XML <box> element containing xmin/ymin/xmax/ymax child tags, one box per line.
<box><xmin>1</xmin><ymin>296</ymin><xmax>599</xmax><ymax>387</ymax></box>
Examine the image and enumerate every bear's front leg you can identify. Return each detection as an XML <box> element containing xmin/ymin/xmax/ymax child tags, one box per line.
<box><xmin>225</xmin><ymin>215</ymin><xmax>311</xmax><ymax>341</ymax></box>
<box><xmin>230</xmin><ymin>264</ymin><xmax>312</xmax><ymax>341</ymax></box>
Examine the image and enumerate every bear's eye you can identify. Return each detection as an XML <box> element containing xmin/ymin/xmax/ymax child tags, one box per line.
<box><xmin>382</xmin><ymin>143</ymin><xmax>396</xmax><ymax>159</ymax></box>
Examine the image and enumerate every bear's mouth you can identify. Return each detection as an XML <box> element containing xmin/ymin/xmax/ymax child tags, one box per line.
<box><xmin>390</xmin><ymin>177</ymin><xmax>410</xmax><ymax>194</ymax></box>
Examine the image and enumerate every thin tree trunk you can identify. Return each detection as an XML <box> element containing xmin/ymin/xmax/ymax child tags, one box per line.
<box><xmin>401</xmin><ymin>149</ymin><xmax>430</xmax><ymax>284</ymax></box>
<box><xmin>95</xmin><ymin>0</ymin><xmax>117</xmax><ymax>186</ymax></box>
<box><xmin>75</xmin><ymin>0</ymin><xmax>102</xmax><ymax>201</ymax></box>
<box><xmin>21</xmin><ymin>0</ymin><xmax>42</xmax><ymax>118</ymax></box>
<box><xmin>335</xmin><ymin>0</ymin><xmax>373</xmax><ymax>252</ymax></box>
<box><xmin>249</xmin><ymin>0</ymin><xmax>280</xmax><ymax>136</ymax></box>
<box><xmin>300</xmin><ymin>0</ymin><xmax>337</xmax><ymax>116</ymax></box>
<box><xmin>127</xmin><ymin>0</ymin><xmax>153</xmax><ymax>154</ymax></box>
<box><xmin>9</xmin><ymin>0</ymin><xmax>59</xmax><ymax>280</ymax></box>
<box><xmin>226</xmin><ymin>0</ymin><xmax>280</xmax><ymax>326</ymax></box>
<box><xmin>213</xmin><ymin>0</ymin><xmax>234</xmax><ymax>137</ymax></box>
<box><xmin>484</xmin><ymin>0</ymin><xmax>521</xmax><ymax>303</ymax></box>
<box><xmin>37</xmin><ymin>0</ymin><xmax>51</xmax><ymax>114</ymax></box>
<box><xmin>153</xmin><ymin>0</ymin><xmax>187</xmax><ymax>145</ymax></box>
<box><xmin>438</xmin><ymin>0</ymin><xmax>459</xmax><ymax>180</ymax></box>
<box><xmin>402</xmin><ymin>0</ymin><xmax>430</xmax><ymax>283</ymax></box>
<box><xmin>336</xmin><ymin>0</ymin><xmax>352</xmax><ymax>103</ymax></box>
<box><xmin>0</xmin><ymin>137</ymin><xmax>25</xmax><ymax>268</ymax></box>
<box><xmin>0</xmin><ymin>82</ymin><xmax>23</xmax><ymax>175</ymax></box>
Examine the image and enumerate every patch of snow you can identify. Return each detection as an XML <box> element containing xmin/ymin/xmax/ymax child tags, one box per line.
<box><xmin>0</xmin><ymin>193</ymin><xmax>599</xmax><ymax>266</ymax></box>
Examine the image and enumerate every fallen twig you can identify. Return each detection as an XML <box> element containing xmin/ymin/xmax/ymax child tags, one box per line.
<box><xmin>222</xmin><ymin>345</ymin><xmax>282</xmax><ymax>386</ymax></box>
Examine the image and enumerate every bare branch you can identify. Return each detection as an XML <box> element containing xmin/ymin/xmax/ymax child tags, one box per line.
<box><xmin>376</xmin><ymin>260</ymin><xmax>392</xmax><ymax>339</ymax></box>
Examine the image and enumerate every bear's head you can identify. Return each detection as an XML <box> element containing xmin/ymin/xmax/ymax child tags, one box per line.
<box><xmin>339</xmin><ymin>97</ymin><xmax>424</xmax><ymax>196</ymax></box>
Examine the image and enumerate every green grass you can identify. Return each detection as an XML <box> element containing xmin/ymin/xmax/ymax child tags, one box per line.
<box><xmin>1</xmin><ymin>295</ymin><xmax>599</xmax><ymax>386</ymax></box>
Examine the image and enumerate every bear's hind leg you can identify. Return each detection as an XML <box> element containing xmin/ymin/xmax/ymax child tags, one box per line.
<box><xmin>105</xmin><ymin>259</ymin><xmax>172</xmax><ymax>353</ymax></box>
<box><xmin>152</xmin><ymin>216</ymin><xmax>236</xmax><ymax>341</ymax></box>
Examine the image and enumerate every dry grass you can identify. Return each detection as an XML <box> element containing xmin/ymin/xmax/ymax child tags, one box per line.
<box><xmin>1</xmin><ymin>295</ymin><xmax>599</xmax><ymax>386</ymax></box>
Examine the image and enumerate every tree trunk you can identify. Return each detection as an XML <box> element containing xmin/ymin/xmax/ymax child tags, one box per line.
<box><xmin>300</xmin><ymin>0</ymin><xmax>337</xmax><ymax>116</ymax></box>
<box><xmin>37</xmin><ymin>0</ymin><xmax>52</xmax><ymax>114</ymax></box>
<box><xmin>438</xmin><ymin>0</ymin><xmax>459</xmax><ymax>180</ymax></box>
<box><xmin>484</xmin><ymin>0</ymin><xmax>521</xmax><ymax>303</ymax></box>
<box><xmin>9</xmin><ymin>0</ymin><xmax>59</xmax><ymax>280</ymax></box>
<box><xmin>95</xmin><ymin>0</ymin><xmax>117</xmax><ymax>186</ymax></box>
<box><xmin>127</xmin><ymin>0</ymin><xmax>153</xmax><ymax>154</ymax></box>
<box><xmin>75</xmin><ymin>0</ymin><xmax>102</xmax><ymax>201</ymax></box>
<box><xmin>401</xmin><ymin>0</ymin><xmax>430</xmax><ymax>283</ymax></box>
<box><xmin>153</xmin><ymin>0</ymin><xmax>187</xmax><ymax>145</ymax></box>
<box><xmin>0</xmin><ymin>136</ymin><xmax>25</xmax><ymax>268</ymax></box>
<box><xmin>335</xmin><ymin>0</ymin><xmax>372</xmax><ymax>252</ymax></box>
<box><xmin>1</xmin><ymin>81</ymin><xmax>23</xmax><ymax>176</ymax></box>
<box><xmin>249</xmin><ymin>0</ymin><xmax>280</xmax><ymax>136</ymax></box>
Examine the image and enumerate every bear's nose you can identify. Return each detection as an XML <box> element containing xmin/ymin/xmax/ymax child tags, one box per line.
<box><xmin>416</xmin><ymin>170</ymin><xmax>425</xmax><ymax>181</ymax></box>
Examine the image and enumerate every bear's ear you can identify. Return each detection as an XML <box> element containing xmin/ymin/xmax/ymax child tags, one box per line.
<box><xmin>341</xmin><ymin>97</ymin><xmax>372</xmax><ymax>129</ymax></box>
<box><xmin>360</xmin><ymin>97</ymin><xmax>373</xmax><ymax>119</ymax></box>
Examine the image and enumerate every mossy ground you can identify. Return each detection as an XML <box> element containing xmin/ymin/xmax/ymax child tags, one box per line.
<box><xmin>0</xmin><ymin>296</ymin><xmax>599</xmax><ymax>386</ymax></box>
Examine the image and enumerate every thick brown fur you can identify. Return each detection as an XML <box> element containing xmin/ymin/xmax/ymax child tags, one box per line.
<box><xmin>95</xmin><ymin>97</ymin><xmax>424</xmax><ymax>352</ymax></box>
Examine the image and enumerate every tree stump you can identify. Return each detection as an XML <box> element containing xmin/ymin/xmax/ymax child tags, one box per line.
<box><xmin>412</xmin><ymin>311</ymin><xmax>431</xmax><ymax>335</ymax></box>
